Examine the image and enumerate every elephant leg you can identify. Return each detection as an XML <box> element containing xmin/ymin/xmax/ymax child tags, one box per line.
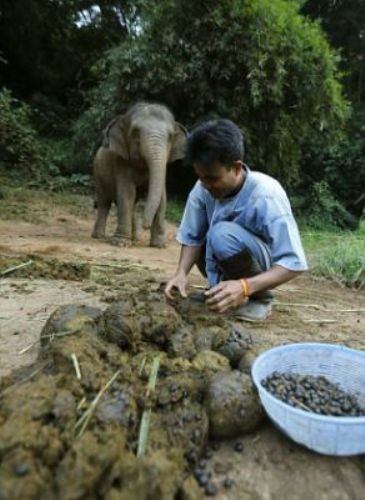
<box><xmin>132</xmin><ymin>200</ymin><xmax>144</xmax><ymax>243</ymax></box>
<box><xmin>150</xmin><ymin>189</ymin><xmax>167</xmax><ymax>248</ymax></box>
<box><xmin>92</xmin><ymin>197</ymin><xmax>111</xmax><ymax>239</ymax></box>
<box><xmin>112</xmin><ymin>180</ymin><xmax>136</xmax><ymax>247</ymax></box>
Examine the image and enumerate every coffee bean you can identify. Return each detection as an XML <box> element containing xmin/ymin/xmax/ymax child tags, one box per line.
<box><xmin>223</xmin><ymin>478</ymin><xmax>234</xmax><ymax>489</ymax></box>
<box><xmin>14</xmin><ymin>464</ymin><xmax>29</xmax><ymax>477</ymax></box>
<box><xmin>191</xmin><ymin>429</ymin><xmax>201</xmax><ymax>443</ymax></box>
<box><xmin>196</xmin><ymin>473</ymin><xmax>209</xmax><ymax>487</ymax></box>
<box><xmin>185</xmin><ymin>449</ymin><xmax>198</xmax><ymax>464</ymax></box>
<box><xmin>205</xmin><ymin>482</ymin><xmax>218</xmax><ymax>496</ymax></box>
<box><xmin>261</xmin><ymin>373</ymin><xmax>365</xmax><ymax>417</ymax></box>
<box><xmin>234</xmin><ymin>441</ymin><xmax>244</xmax><ymax>452</ymax></box>
<box><xmin>204</xmin><ymin>447</ymin><xmax>214</xmax><ymax>459</ymax></box>
<box><xmin>199</xmin><ymin>459</ymin><xmax>207</xmax><ymax>469</ymax></box>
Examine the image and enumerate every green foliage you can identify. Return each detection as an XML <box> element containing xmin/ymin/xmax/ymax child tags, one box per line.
<box><xmin>302</xmin><ymin>0</ymin><xmax>365</xmax><ymax>103</ymax></box>
<box><xmin>0</xmin><ymin>1</ymin><xmax>141</xmax><ymax>102</ymax></box>
<box><xmin>30</xmin><ymin>94</ymin><xmax>72</xmax><ymax>137</ymax></box>
<box><xmin>166</xmin><ymin>198</ymin><xmax>185</xmax><ymax>225</ymax></box>
<box><xmin>0</xmin><ymin>87</ymin><xmax>45</xmax><ymax>172</ymax></box>
<box><xmin>302</xmin><ymin>112</ymin><xmax>365</xmax><ymax>219</ymax></box>
<box><xmin>0</xmin><ymin>89</ymin><xmax>90</xmax><ymax>192</ymax></box>
<box><xmin>70</xmin><ymin>92</ymin><xmax>113</xmax><ymax>173</ymax></box>
<box><xmin>74</xmin><ymin>0</ymin><xmax>349</xmax><ymax>185</ymax></box>
<box><xmin>299</xmin><ymin>1</ymin><xmax>365</xmax><ymax>221</ymax></box>
<box><xmin>300</xmin><ymin>181</ymin><xmax>358</xmax><ymax>230</ymax></box>
<box><xmin>320</xmin><ymin>113</ymin><xmax>365</xmax><ymax>217</ymax></box>
<box><xmin>42</xmin><ymin>173</ymin><xmax>92</xmax><ymax>194</ymax></box>
<box><xmin>26</xmin><ymin>160</ymin><xmax>92</xmax><ymax>194</ymax></box>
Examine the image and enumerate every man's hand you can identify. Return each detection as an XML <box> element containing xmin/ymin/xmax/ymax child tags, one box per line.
<box><xmin>164</xmin><ymin>273</ymin><xmax>188</xmax><ymax>301</ymax></box>
<box><xmin>164</xmin><ymin>244</ymin><xmax>203</xmax><ymax>302</ymax></box>
<box><xmin>205</xmin><ymin>280</ymin><xmax>247</xmax><ymax>313</ymax></box>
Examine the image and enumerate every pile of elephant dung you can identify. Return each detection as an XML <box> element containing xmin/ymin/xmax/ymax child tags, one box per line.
<box><xmin>0</xmin><ymin>254</ymin><xmax>146</xmax><ymax>285</ymax></box>
<box><xmin>0</xmin><ymin>255</ymin><xmax>90</xmax><ymax>281</ymax></box>
<box><xmin>0</xmin><ymin>288</ymin><xmax>265</xmax><ymax>499</ymax></box>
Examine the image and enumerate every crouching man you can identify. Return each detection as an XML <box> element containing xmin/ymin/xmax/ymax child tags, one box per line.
<box><xmin>164</xmin><ymin>119</ymin><xmax>308</xmax><ymax>321</ymax></box>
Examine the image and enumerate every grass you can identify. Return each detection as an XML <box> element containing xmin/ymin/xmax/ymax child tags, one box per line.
<box><xmin>166</xmin><ymin>197</ymin><xmax>185</xmax><ymax>224</ymax></box>
<box><xmin>0</xmin><ymin>183</ymin><xmax>93</xmax><ymax>222</ymax></box>
<box><xmin>300</xmin><ymin>221</ymin><xmax>365</xmax><ymax>289</ymax></box>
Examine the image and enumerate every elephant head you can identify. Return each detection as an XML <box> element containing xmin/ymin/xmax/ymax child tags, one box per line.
<box><xmin>103</xmin><ymin>102</ymin><xmax>187</xmax><ymax>229</ymax></box>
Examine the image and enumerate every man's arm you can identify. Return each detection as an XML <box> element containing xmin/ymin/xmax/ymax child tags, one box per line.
<box><xmin>165</xmin><ymin>182</ymin><xmax>208</xmax><ymax>300</ymax></box>
<box><xmin>164</xmin><ymin>244</ymin><xmax>203</xmax><ymax>300</ymax></box>
<box><xmin>246</xmin><ymin>265</ymin><xmax>299</xmax><ymax>295</ymax></box>
<box><xmin>205</xmin><ymin>265</ymin><xmax>302</xmax><ymax>313</ymax></box>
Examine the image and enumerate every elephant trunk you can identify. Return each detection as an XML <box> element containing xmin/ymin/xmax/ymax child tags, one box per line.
<box><xmin>143</xmin><ymin>141</ymin><xmax>168</xmax><ymax>229</ymax></box>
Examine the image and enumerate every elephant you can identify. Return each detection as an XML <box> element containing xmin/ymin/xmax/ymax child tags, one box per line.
<box><xmin>92</xmin><ymin>102</ymin><xmax>187</xmax><ymax>247</ymax></box>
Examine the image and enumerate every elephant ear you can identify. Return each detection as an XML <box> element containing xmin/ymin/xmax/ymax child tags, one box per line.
<box><xmin>102</xmin><ymin>115</ymin><xmax>129</xmax><ymax>159</ymax></box>
<box><xmin>169</xmin><ymin>122</ymin><xmax>188</xmax><ymax>163</ymax></box>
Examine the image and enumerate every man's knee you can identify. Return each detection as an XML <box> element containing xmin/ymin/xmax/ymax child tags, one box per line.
<box><xmin>208</xmin><ymin>221</ymin><xmax>245</xmax><ymax>261</ymax></box>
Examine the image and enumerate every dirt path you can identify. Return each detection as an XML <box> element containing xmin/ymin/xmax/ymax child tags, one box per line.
<box><xmin>0</xmin><ymin>207</ymin><xmax>364</xmax><ymax>499</ymax></box>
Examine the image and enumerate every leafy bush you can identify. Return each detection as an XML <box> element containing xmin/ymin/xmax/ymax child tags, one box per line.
<box><xmin>299</xmin><ymin>181</ymin><xmax>358</xmax><ymax>230</ymax></box>
<box><xmin>304</xmin><ymin>112</ymin><xmax>365</xmax><ymax>219</ymax></box>
<box><xmin>73</xmin><ymin>0</ymin><xmax>349</xmax><ymax>187</ymax></box>
<box><xmin>0</xmin><ymin>87</ymin><xmax>45</xmax><ymax>173</ymax></box>
<box><xmin>29</xmin><ymin>93</ymin><xmax>72</xmax><ymax>137</ymax></box>
<box><xmin>0</xmin><ymin>91</ymin><xmax>90</xmax><ymax>193</ymax></box>
<box><xmin>42</xmin><ymin>173</ymin><xmax>92</xmax><ymax>194</ymax></box>
<box><xmin>23</xmin><ymin>151</ymin><xmax>92</xmax><ymax>194</ymax></box>
<box><xmin>320</xmin><ymin>114</ymin><xmax>365</xmax><ymax>217</ymax></box>
<box><xmin>70</xmin><ymin>96</ymin><xmax>110</xmax><ymax>174</ymax></box>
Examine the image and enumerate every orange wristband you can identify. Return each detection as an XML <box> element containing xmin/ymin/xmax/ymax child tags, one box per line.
<box><xmin>240</xmin><ymin>278</ymin><xmax>249</xmax><ymax>298</ymax></box>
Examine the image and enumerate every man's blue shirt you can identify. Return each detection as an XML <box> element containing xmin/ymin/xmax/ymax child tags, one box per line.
<box><xmin>177</xmin><ymin>167</ymin><xmax>308</xmax><ymax>272</ymax></box>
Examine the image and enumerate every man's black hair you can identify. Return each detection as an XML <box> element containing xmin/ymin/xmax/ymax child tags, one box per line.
<box><xmin>186</xmin><ymin>119</ymin><xmax>244</xmax><ymax>168</ymax></box>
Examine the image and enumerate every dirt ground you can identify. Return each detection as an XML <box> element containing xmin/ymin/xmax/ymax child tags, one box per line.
<box><xmin>0</xmin><ymin>205</ymin><xmax>364</xmax><ymax>499</ymax></box>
